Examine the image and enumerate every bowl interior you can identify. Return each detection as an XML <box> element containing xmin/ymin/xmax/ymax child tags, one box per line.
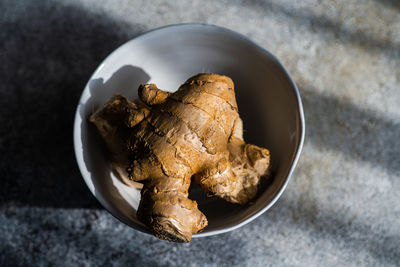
<box><xmin>74</xmin><ymin>24</ymin><xmax>304</xmax><ymax>236</ymax></box>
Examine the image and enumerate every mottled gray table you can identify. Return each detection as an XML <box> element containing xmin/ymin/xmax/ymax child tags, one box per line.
<box><xmin>1</xmin><ymin>0</ymin><xmax>399</xmax><ymax>266</ymax></box>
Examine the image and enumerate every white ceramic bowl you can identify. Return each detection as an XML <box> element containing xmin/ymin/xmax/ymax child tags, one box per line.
<box><xmin>73</xmin><ymin>24</ymin><xmax>305</xmax><ymax>237</ymax></box>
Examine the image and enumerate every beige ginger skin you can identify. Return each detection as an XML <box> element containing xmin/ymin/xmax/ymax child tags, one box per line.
<box><xmin>90</xmin><ymin>74</ymin><xmax>270</xmax><ymax>242</ymax></box>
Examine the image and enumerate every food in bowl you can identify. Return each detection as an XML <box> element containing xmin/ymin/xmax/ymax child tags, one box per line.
<box><xmin>90</xmin><ymin>73</ymin><xmax>271</xmax><ymax>242</ymax></box>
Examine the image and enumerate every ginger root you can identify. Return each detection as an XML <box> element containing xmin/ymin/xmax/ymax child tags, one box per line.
<box><xmin>90</xmin><ymin>73</ymin><xmax>270</xmax><ymax>242</ymax></box>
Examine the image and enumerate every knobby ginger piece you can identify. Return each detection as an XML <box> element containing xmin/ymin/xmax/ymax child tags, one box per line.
<box><xmin>90</xmin><ymin>73</ymin><xmax>271</xmax><ymax>242</ymax></box>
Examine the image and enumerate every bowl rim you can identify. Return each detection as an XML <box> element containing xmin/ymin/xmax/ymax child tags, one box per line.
<box><xmin>73</xmin><ymin>23</ymin><xmax>305</xmax><ymax>238</ymax></box>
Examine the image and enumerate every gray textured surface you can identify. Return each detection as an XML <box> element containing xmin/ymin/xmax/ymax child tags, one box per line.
<box><xmin>1</xmin><ymin>0</ymin><xmax>399</xmax><ymax>266</ymax></box>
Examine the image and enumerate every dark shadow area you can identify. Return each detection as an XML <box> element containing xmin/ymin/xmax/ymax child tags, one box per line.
<box><xmin>240</xmin><ymin>0</ymin><xmax>400</xmax><ymax>62</ymax></box>
<box><xmin>274</xmin><ymin>196</ymin><xmax>400</xmax><ymax>265</ymax></box>
<box><xmin>300</xmin><ymin>84</ymin><xmax>400</xmax><ymax>174</ymax></box>
<box><xmin>374</xmin><ymin>0</ymin><xmax>400</xmax><ymax>11</ymax></box>
<box><xmin>0</xmin><ymin>0</ymin><xmax>146</xmax><ymax>209</ymax></box>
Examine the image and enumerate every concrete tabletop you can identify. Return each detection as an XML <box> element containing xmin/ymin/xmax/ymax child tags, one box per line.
<box><xmin>1</xmin><ymin>0</ymin><xmax>399</xmax><ymax>266</ymax></box>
